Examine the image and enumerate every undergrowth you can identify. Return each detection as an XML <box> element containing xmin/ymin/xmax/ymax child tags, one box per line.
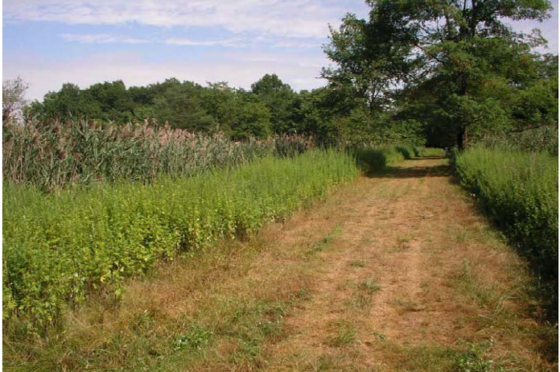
<box><xmin>3</xmin><ymin>150</ymin><xmax>357</xmax><ymax>334</ymax></box>
<box><xmin>454</xmin><ymin>147</ymin><xmax>558</xmax><ymax>317</ymax></box>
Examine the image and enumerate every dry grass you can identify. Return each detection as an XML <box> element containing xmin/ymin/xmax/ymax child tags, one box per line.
<box><xmin>4</xmin><ymin>157</ymin><xmax>557</xmax><ymax>372</ymax></box>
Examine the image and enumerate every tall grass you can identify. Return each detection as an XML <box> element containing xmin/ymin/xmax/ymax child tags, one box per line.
<box><xmin>352</xmin><ymin>144</ymin><xmax>417</xmax><ymax>173</ymax></box>
<box><xmin>413</xmin><ymin>147</ymin><xmax>446</xmax><ymax>158</ymax></box>
<box><xmin>454</xmin><ymin>147</ymin><xmax>558</xmax><ymax>314</ymax></box>
<box><xmin>3</xmin><ymin>150</ymin><xmax>358</xmax><ymax>334</ymax></box>
<box><xmin>3</xmin><ymin>120</ymin><xmax>314</xmax><ymax>191</ymax></box>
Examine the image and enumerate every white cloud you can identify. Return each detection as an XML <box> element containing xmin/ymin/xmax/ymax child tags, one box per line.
<box><xmin>60</xmin><ymin>33</ymin><xmax>150</xmax><ymax>44</ymax></box>
<box><xmin>59</xmin><ymin>34</ymin><xmax>323</xmax><ymax>49</ymax></box>
<box><xmin>164</xmin><ymin>38</ymin><xmax>249</xmax><ymax>47</ymax></box>
<box><xmin>271</xmin><ymin>40</ymin><xmax>321</xmax><ymax>49</ymax></box>
<box><xmin>4</xmin><ymin>0</ymin><xmax>367</xmax><ymax>39</ymax></box>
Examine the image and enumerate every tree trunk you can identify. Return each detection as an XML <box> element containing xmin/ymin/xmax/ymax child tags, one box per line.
<box><xmin>457</xmin><ymin>126</ymin><xmax>468</xmax><ymax>150</ymax></box>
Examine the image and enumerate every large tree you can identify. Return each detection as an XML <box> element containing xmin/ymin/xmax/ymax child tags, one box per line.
<box><xmin>251</xmin><ymin>74</ymin><xmax>297</xmax><ymax>133</ymax></box>
<box><xmin>324</xmin><ymin>0</ymin><xmax>554</xmax><ymax>148</ymax></box>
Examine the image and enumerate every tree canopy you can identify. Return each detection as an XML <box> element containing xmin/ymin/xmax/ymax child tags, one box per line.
<box><xmin>323</xmin><ymin>0</ymin><xmax>556</xmax><ymax>148</ymax></box>
<box><xmin>14</xmin><ymin>0</ymin><xmax>558</xmax><ymax>149</ymax></box>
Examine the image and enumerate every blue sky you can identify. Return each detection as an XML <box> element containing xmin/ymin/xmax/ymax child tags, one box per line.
<box><xmin>3</xmin><ymin>0</ymin><xmax>558</xmax><ymax>101</ymax></box>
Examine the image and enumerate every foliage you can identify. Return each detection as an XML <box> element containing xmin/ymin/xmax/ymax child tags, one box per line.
<box><xmin>3</xmin><ymin>120</ymin><xmax>314</xmax><ymax>191</ymax></box>
<box><xmin>26</xmin><ymin>71</ymin><xmax>434</xmax><ymax>147</ymax></box>
<box><xmin>352</xmin><ymin>144</ymin><xmax>417</xmax><ymax>173</ymax></box>
<box><xmin>323</xmin><ymin>0</ymin><xmax>556</xmax><ymax>148</ymax></box>
<box><xmin>251</xmin><ymin>74</ymin><xmax>297</xmax><ymax>134</ymax></box>
<box><xmin>454</xmin><ymin>147</ymin><xmax>558</xmax><ymax>314</ymax></box>
<box><xmin>453</xmin><ymin>340</ymin><xmax>502</xmax><ymax>372</ymax></box>
<box><xmin>27</xmin><ymin>78</ymin><xmax>283</xmax><ymax>139</ymax></box>
<box><xmin>414</xmin><ymin>147</ymin><xmax>446</xmax><ymax>158</ymax></box>
<box><xmin>3</xmin><ymin>150</ymin><xmax>359</xmax><ymax>334</ymax></box>
<box><xmin>472</xmin><ymin>125</ymin><xmax>558</xmax><ymax>156</ymax></box>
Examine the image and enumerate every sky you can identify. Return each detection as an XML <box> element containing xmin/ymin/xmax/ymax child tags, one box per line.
<box><xmin>3</xmin><ymin>0</ymin><xmax>559</xmax><ymax>101</ymax></box>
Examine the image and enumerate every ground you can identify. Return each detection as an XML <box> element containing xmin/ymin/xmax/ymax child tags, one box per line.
<box><xmin>7</xmin><ymin>157</ymin><xmax>557</xmax><ymax>372</ymax></box>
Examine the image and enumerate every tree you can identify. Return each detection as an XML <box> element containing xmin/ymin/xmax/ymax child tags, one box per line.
<box><xmin>152</xmin><ymin>80</ymin><xmax>217</xmax><ymax>131</ymax></box>
<box><xmin>3</xmin><ymin>77</ymin><xmax>29</xmax><ymax>123</ymax></box>
<box><xmin>88</xmin><ymin>80</ymin><xmax>134</xmax><ymax>123</ymax></box>
<box><xmin>230</xmin><ymin>97</ymin><xmax>272</xmax><ymax>139</ymax></box>
<box><xmin>251</xmin><ymin>74</ymin><xmax>296</xmax><ymax>133</ymax></box>
<box><xmin>324</xmin><ymin>0</ymin><xmax>553</xmax><ymax>148</ymax></box>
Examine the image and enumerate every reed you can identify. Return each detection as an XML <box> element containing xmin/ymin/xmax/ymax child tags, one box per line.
<box><xmin>3</xmin><ymin>119</ymin><xmax>314</xmax><ymax>191</ymax></box>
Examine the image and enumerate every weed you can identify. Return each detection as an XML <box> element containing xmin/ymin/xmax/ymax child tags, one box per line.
<box><xmin>3</xmin><ymin>151</ymin><xmax>357</xmax><ymax>334</ymax></box>
<box><xmin>456</xmin><ymin>227</ymin><xmax>469</xmax><ymax>242</ymax></box>
<box><xmin>373</xmin><ymin>331</ymin><xmax>387</xmax><ymax>341</ymax></box>
<box><xmin>349</xmin><ymin>260</ymin><xmax>366</xmax><ymax>268</ymax></box>
<box><xmin>455</xmin><ymin>147</ymin><xmax>558</xmax><ymax>315</ymax></box>
<box><xmin>306</xmin><ymin>225</ymin><xmax>342</xmax><ymax>255</ymax></box>
<box><xmin>173</xmin><ymin>322</ymin><xmax>213</xmax><ymax>353</ymax></box>
<box><xmin>453</xmin><ymin>340</ymin><xmax>504</xmax><ymax>372</ymax></box>
<box><xmin>457</xmin><ymin>259</ymin><xmax>506</xmax><ymax>313</ymax></box>
<box><xmin>2</xmin><ymin>120</ymin><xmax>315</xmax><ymax>191</ymax></box>
<box><xmin>359</xmin><ymin>279</ymin><xmax>381</xmax><ymax>295</ymax></box>
<box><xmin>346</xmin><ymin>278</ymin><xmax>380</xmax><ymax>309</ymax></box>
<box><xmin>328</xmin><ymin>320</ymin><xmax>357</xmax><ymax>347</ymax></box>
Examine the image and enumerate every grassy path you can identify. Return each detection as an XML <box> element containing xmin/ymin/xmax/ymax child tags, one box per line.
<box><xmin>260</xmin><ymin>158</ymin><xmax>555</xmax><ymax>371</ymax></box>
<box><xmin>9</xmin><ymin>157</ymin><xmax>556</xmax><ymax>372</ymax></box>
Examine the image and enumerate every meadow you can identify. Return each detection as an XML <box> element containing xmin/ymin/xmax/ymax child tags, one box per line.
<box><xmin>2</xmin><ymin>118</ymin><xmax>417</xmax><ymax>333</ymax></box>
<box><xmin>3</xmin><ymin>0</ymin><xmax>557</xmax><ymax>367</ymax></box>
<box><xmin>4</xmin><ymin>147</ymin><xmax>361</xmax><ymax>333</ymax></box>
<box><xmin>454</xmin><ymin>147</ymin><xmax>558</xmax><ymax>313</ymax></box>
<box><xmin>3</xmin><ymin>117</ymin><xmax>557</xmax><ymax>372</ymax></box>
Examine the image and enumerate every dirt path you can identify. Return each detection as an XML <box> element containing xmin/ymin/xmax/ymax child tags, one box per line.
<box><xmin>18</xmin><ymin>157</ymin><xmax>555</xmax><ymax>372</ymax></box>
<box><xmin>258</xmin><ymin>158</ymin><xmax>555</xmax><ymax>371</ymax></box>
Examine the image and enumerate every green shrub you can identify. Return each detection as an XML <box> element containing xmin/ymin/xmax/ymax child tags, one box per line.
<box><xmin>352</xmin><ymin>144</ymin><xmax>416</xmax><ymax>173</ymax></box>
<box><xmin>395</xmin><ymin>145</ymin><xmax>414</xmax><ymax>160</ymax></box>
<box><xmin>414</xmin><ymin>147</ymin><xmax>446</xmax><ymax>157</ymax></box>
<box><xmin>454</xmin><ymin>147</ymin><xmax>558</xmax><ymax>313</ymax></box>
<box><xmin>3</xmin><ymin>150</ymin><xmax>357</xmax><ymax>334</ymax></box>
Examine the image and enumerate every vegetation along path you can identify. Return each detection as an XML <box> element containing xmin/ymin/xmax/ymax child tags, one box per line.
<box><xmin>15</xmin><ymin>156</ymin><xmax>556</xmax><ymax>372</ymax></box>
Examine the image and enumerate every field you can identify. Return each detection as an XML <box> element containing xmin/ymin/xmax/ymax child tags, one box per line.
<box><xmin>2</xmin><ymin>123</ymin><xmax>557</xmax><ymax>371</ymax></box>
<box><xmin>454</xmin><ymin>147</ymin><xmax>559</xmax><ymax>313</ymax></box>
<box><xmin>4</xmin><ymin>0</ymin><xmax>558</xmax><ymax>369</ymax></box>
<box><xmin>4</xmin><ymin>148</ymin><xmax>359</xmax><ymax>332</ymax></box>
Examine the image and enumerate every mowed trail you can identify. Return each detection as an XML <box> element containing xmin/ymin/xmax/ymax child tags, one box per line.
<box><xmin>256</xmin><ymin>157</ymin><xmax>554</xmax><ymax>371</ymax></box>
<box><xmin>43</xmin><ymin>157</ymin><xmax>555</xmax><ymax>372</ymax></box>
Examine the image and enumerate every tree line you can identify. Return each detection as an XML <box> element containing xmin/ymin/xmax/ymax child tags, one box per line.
<box><xmin>6</xmin><ymin>0</ymin><xmax>558</xmax><ymax>149</ymax></box>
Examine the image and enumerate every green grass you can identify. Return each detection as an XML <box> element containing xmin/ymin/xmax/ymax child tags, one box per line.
<box><xmin>358</xmin><ymin>279</ymin><xmax>381</xmax><ymax>295</ymax></box>
<box><xmin>352</xmin><ymin>144</ymin><xmax>417</xmax><ymax>173</ymax></box>
<box><xmin>328</xmin><ymin>320</ymin><xmax>357</xmax><ymax>347</ymax></box>
<box><xmin>306</xmin><ymin>225</ymin><xmax>343</xmax><ymax>255</ymax></box>
<box><xmin>454</xmin><ymin>147</ymin><xmax>558</xmax><ymax>316</ymax></box>
<box><xmin>3</xmin><ymin>149</ymin><xmax>358</xmax><ymax>334</ymax></box>
<box><xmin>374</xmin><ymin>340</ymin><xmax>505</xmax><ymax>372</ymax></box>
<box><xmin>414</xmin><ymin>147</ymin><xmax>446</xmax><ymax>157</ymax></box>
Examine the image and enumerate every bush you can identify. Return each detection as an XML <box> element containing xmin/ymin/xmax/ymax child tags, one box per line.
<box><xmin>413</xmin><ymin>147</ymin><xmax>446</xmax><ymax>157</ymax></box>
<box><xmin>352</xmin><ymin>144</ymin><xmax>416</xmax><ymax>173</ymax></box>
<box><xmin>3</xmin><ymin>150</ymin><xmax>357</xmax><ymax>334</ymax></box>
<box><xmin>454</xmin><ymin>147</ymin><xmax>558</xmax><ymax>314</ymax></box>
